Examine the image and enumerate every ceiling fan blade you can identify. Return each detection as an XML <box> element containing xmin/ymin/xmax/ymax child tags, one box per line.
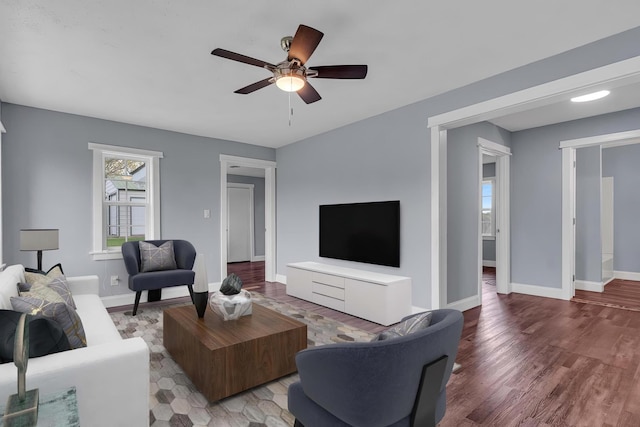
<box><xmin>297</xmin><ymin>82</ymin><xmax>322</xmax><ymax>104</ymax></box>
<box><xmin>211</xmin><ymin>48</ymin><xmax>275</xmax><ymax>69</ymax></box>
<box><xmin>309</xmin><ymin>65</ymin><xmax>368</xmax><ymax>79</ymax></box>
<box><xmin>234</xmin><ymin>78</ymin><xmax>274</xmax><ymax>94</ymax></box>
<box><xmin>288</xmin><ymin>25</ymin><xmax>324</xmax><ymax>65</ymax></box>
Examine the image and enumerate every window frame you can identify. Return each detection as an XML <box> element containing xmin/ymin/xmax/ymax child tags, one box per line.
<box><xmin>89</xmin><ymin>143</ymin><xmax>163</xmax><ymax>260</ymax></box>
<box><xmin>481</xmin><ymin>177</ymin><xmax>496</xmax><ymax>239</ymax></box>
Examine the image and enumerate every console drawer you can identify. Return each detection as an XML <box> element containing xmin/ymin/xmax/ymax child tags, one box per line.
<box><xmin>312</xmin><ymin>282</ymin><xmax>345</xmax><ymax>300</ymax></box>
<box><xmin>312</xmin><ymin>292</ymin><xmax>345</xmax><ymax>311</ymax></box>
<box><xmin>311</xmin><ymin>272</ymin><xmax>344</xmax><ymax>288</ymax></box>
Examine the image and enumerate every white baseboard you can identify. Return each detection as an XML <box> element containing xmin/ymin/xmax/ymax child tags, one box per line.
<box><xmin>603</xmin><ymin>277</ymin><xmax>615</xmax><ymax>286</ymax></box>
<box><xmin>614</xmin><ymin>270</ymin><xmax>640</xmax><ymax>281</ymax></box>
<box><xmin>482</xmin><ymin>260</ymin><xmax>496</xmax><ymax>267</ymax></box>
<box><xmin>101</xmin><ymin>282</ymin><xmax>222</xmax><ymax>309</ymax></box>
<box><xmin>511</xmin><ymin>282</ymin><xmax>565</xmax><ymax>300</ymax></box>
<box><xmin>276</xmin><ymin>274</ymin><xmax>287</xmax><ymax>285</ymax></box>
<box><xmin>575</xmin><ymin>280</ymin><xmax>604</xmax><ymax>292</ymax></box>
<box><xmin>252</xmin><ymin>255</ymin><xmax>265</xmax><ymax>262</ymax></box>
<box><xmin>446</xmin><ymin>295</ymin><xmax>481</xmax><ymax>312</ymax></box>
<box><xmin>412</xmin><ymin>306</ymin><xmax>430</xmax><ymax>314</ymax></box>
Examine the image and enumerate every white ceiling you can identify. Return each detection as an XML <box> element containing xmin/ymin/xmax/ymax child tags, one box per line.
<box><xmin>1</xmin><ymin>1</ymin><xmax>640</xmax><ymax>148</ymax></box>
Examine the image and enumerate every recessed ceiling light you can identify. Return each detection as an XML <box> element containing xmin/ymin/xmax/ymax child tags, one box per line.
<box><xmin>571</xmin><ymin>90</ymin><xmax>610</xmax><ymax>103</ymax></box>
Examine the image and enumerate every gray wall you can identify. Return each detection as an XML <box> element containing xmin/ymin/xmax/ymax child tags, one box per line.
<box><xmin>227</xmin><ymin>174</ymin><xmax>265</xmax><ymax>257</ymax></box>
<box><xmin>482</xmin><ymin>162</ymin><xmax>496</xmax><ymax>262</ymax></box>
<box><xmin>511</xmin><ymin>107</ymin><xmax>640</xmax><ymax>289</ymax></box>
<box><xmin>602</xmin><ymin>144</ymin><xmax>640</xmax><ymax>273</ymax></box>
<box><xmin>276</xmin><ymin>26</ymin><xmax>640</xmax><ymax>308</ymax></box>
<box><xmin>447</xmin><ymin>123</ymin><xmax>510</xmax><ymax>302</ymax></box>
<box><xmin>1</xmin><ymin>104</ymin><xmax>275</xmax><ymax>296</ymax></box>
<box><xmin>575</xmin><ymin>146</ymin><xmax>601</xmax><ymax>282</ymax></box>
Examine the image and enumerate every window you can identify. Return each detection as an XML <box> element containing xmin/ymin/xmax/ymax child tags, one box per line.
<box><xmin>481</xmin><ymin>178</ymin><xmax>495</xmax><ymax>237</ymax></box>
<box><xmin>89</xmin><ymin>143</ymin><xmax>163</xmax><ymax>260</ymax></box>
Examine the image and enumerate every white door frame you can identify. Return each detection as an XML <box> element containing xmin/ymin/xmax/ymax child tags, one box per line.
<box><xmin>428</xmin><ymin>55</ymin><xmax>640</xmax><ymax>309</ymax></box>
<box><xmin>227</xmin><ymin>183</ymin><xmax>255</xmax><ymax>262</ymax></box>
<box><xmin>220</xmin><ymin>155</ymin><xmax>277</xmax><ymax>282</ymax></box>
<box><xmin>477</xmin><ymin>138</ymin><xmax>511</xmax><ymax>302</ymax></box>
<box><xmin>559</xmin><ymin>129</ymin><xmax>640</xmax><ymax>300</ymax></box>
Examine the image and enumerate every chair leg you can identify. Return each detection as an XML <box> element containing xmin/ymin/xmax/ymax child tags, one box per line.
<box><xmin>132</xmin><ymin>291</ymin><xmax>142</xmax><ymax>316</ymax></box>
<box><xmin>410</xmin><ymin>355</ymin><xmax>449</xmax><ymax>427</ymax></box>
<box><xmin>187</xmin><ymin>284</ymin><xmax>195</xmax><ymax>304</ymax></box>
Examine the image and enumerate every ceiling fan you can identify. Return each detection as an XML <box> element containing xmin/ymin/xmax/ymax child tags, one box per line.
<box><xmin>211</xmin><ymin>24</ymin><xmax>368</xmax><ymax>104</ymax></box>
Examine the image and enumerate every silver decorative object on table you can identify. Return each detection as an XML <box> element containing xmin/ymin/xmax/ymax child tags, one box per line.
<box><xmin>209</xmin><ymin>289</ymin><xmax>253</xmax><ymax>321</ymax></box>
<box><xmin>4</xmin><ymin>313</ymin><xmax>39</xmax><ymax>426</ymax></box>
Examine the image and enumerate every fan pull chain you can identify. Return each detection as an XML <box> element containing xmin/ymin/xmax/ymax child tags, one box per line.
<box><xmin>288</xmin><ymin>91</ymin><xmax>294</xmax><ymax>126</ymax></box>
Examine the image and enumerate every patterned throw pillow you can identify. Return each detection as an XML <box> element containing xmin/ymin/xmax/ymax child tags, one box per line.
<box><xmin>139</xmin><ymin>241</ymin><xmax>177</xmax><ymax>272</ymax></box>
<box><xmin>373</xmin><ymin>311</ymin><xmax>433</xmax><ymax>341</ymax></box>
<box><xmin>24</xmin><ymin>264</ymin><xmax>64</xmax><ymax>286</ymax></box>
<box><xmin>10</xmin><ymin>296</ymin><xmax>87</xmax><ymax>349</ymax></box>
<box><xmin>18</xmin><ymin>276</ymin><xmax>76</xmax><ymax>310</ymax></box>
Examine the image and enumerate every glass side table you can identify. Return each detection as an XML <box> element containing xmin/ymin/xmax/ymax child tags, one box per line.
<box><xmin>0</xmin><ymin>386</ymin><xmax>79</xmax><ymax>427</ymax></box>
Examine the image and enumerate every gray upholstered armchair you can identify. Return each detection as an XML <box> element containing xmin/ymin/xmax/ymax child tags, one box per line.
<box><xmin>288</xmin><ymin>309</ymin><xmax>464</xmax><ymax>427</ymax></box>
<box><xmin>121</xmin><ymin>240</ymin><xmax>196</xmax><ymax>315</ymax></box>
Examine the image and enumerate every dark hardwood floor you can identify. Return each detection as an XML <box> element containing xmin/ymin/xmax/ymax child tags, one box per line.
<box><xmin>113</xmin><ymin>262</ymin><xmax>640</xmax><ymax>425</ymax></box>
<box><xmin>227</xmin><ymin>260</ymin><xmax>266</xmax><ymax>288</ymax></box>
<box><xmin>254</xmin><ymin>265</ymin><xmax>640</xmax><ymax>426</ymax></box>
<box><xmin>574</xmin><ymin>278</ymin><xmax>640</xmax><ymax>312</ymax></box>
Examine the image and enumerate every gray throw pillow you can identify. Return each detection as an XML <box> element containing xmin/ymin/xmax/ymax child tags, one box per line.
<box><xmin>373</xmin><ymin>311</ymin><xmax>433</xmax><ymax>341</ymax></box>
<box><xmin>139</xmin><ymin>241</ymin><xmax>177</xmax><ymax>273</ymax></box>
<box><xmin>11</xmin><ymin>296</ymin><xmax>87</xmax><ymax>349</ymax></box>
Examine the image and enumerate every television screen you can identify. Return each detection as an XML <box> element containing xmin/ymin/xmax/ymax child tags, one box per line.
<box><xmin>319</xmin><ymin>201</ymin><xmax>400</xmax><ymax>267</ymax></box>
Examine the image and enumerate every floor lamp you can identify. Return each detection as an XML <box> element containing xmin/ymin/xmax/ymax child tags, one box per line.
<box><xmin>19</xmin><ymin>229</ymin><xmax>59</xmax><ymax>271</ymax></box>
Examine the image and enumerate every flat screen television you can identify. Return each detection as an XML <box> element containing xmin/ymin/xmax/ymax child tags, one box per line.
<box><xmin>319</xmin><ymin>201</ymin><xmax>400</xmax><ymax>267</ymax></box>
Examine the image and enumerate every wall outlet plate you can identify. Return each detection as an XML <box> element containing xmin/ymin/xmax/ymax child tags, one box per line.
<box><xmin>110</xmin><ymin>275</ymin><xmax>119</xmax><ymax>286</ymax></box>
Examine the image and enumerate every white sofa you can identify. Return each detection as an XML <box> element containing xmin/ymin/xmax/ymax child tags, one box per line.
<box><xmin>0</xmin><ymin>264</ymin><xmax>149</xmax><ymax>427</ymax></box>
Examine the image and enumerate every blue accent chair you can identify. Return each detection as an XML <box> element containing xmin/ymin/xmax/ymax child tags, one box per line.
<box><xmin>121</xmin><ymin>240</ymin><xmax>196</xmax><ymax>315</ymax></box>
<box><xmin>288</xmin><ymin>309</ymin><xmax>464</xmax><ymax>427</ymax></box>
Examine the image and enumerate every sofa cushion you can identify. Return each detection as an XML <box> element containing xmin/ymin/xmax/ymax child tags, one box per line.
<box><xmin>0</xmin><ymin>310</ymin><xmax>71</xmax><ymax>363</ymax></box>
<box><xmin>73</xmin><ymin>294</ymin><xmax>122</xmax><ymax>346</ymax></box>
<box><xmin>19</xmin><ymin>275</ymin><xmax>77</xmax><ymax>310</ymax></box>
<box><xmin>373</xmin><ymin>311</ymin><xmax>433</xmax><ymax>341</ymax></box>
<box><xmin>24</xmin><ymin>264</ymin><xmax>64</xmax><ymax>286</ymax></box>
<box><xmin>139</xmin><ymin>241</ymin><xmax>177</xmax><ymax>272</ymax></box>
<box><xmin>11</xmin><ymin>296</ymin><xmax>87</xmax><ymax>349</ymax></box>
<box><xmin>0</xmin><ymin>265</ymin><xmax>25</xmax><ymax>310</ymax></box>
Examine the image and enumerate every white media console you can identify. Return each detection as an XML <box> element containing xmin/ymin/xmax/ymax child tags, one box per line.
<box><xmin>286</xmin><ymin>262</ymin><xmax>412</xmax><ymax>326</ymax></box>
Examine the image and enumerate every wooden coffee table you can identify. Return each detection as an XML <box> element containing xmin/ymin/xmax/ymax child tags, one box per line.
<box><xmin>163</xmin><ymin>303</ymin><xmax>307</xmax><ymax>402</ymax></box>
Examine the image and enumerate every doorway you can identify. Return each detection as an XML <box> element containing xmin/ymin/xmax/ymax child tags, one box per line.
<box><xmin>477</xmin><ymin>138</ymin><xmax>511</xmax><ymax>303</ymax></box>
<box><xmin>227</xmin><ymin>183</ymin><xmax>254</xmax><ymax>263</ymax></box>
<box><xmin>220</xmin><ymin>155</ymin><xmax>276</xmax><ymax>283</ymax></box>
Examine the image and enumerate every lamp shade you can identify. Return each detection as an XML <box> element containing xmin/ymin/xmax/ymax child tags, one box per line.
<box><xmin>19</xmin><ymin>229</ymin><xmax>59</xmax><ymax>251</ymax></box>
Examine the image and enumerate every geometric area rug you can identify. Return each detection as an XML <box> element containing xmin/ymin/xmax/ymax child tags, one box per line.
<box><xmin>109</xmin><ymin>292</ymin><xmax>375</xmax><ymax>427</ymax></box>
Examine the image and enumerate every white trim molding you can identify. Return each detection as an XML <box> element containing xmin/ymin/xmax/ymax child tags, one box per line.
<box><xmin>575</xmin><ymin>280</ymin><xmax>604</xmax><ymax>293</ymax></box>
<box><xmin>483</xmin><ymin>260</ymin><xmax>496</xmax><ymax>267</ymax></box>
<box><xmin>446</xmin><ymin>295</ymin><xmax>481</xmax><ymax>312</ymax></box>
<box><xmin>511</xmin><ymin>282</ymin><xmax>565</xmax><ymax>300</ymax></box>
<box><xmin>101</xmin><ymin>282</ymin><xmax>221</xmax><ymax>308</ymax></box>
<box><xmin>275</xmin><ymin>274</ymin><xmax>287</xmax><ymax>285</ymax></box>
<box><xmin>0</xmin><ymin>121</ymin><xmax>6</xmax><ymax>133</ymax></box>
<box><xmin>88</xmin><ymin>142</ymin><xmax>163</xmax><ymax>260</ymax></box>
<box><xmin>614</xmin><ymin>270</ymin><xmax>640</xmax><ymax>281</ymax></box>
<box><xmin>559</xmin><ymin>129</ymin><xmax>640</xmax><ymax>149</ymax></box>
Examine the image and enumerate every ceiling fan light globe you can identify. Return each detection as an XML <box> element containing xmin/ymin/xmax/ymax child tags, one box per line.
<box><xmin>276</xmin><ymin>75</ymin><xmax>306</xmax><ymax>92</ymax></box>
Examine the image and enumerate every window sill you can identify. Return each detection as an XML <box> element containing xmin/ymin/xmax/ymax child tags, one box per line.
<box><xmin>482</xmin><ymin>235</ymin><xmax>496</xmax><ymax>241</ymax></box>
<box><xmin>90</xmin><ymin>251</ymin><xmax>123</xmax><ymax>261</ymax></box>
